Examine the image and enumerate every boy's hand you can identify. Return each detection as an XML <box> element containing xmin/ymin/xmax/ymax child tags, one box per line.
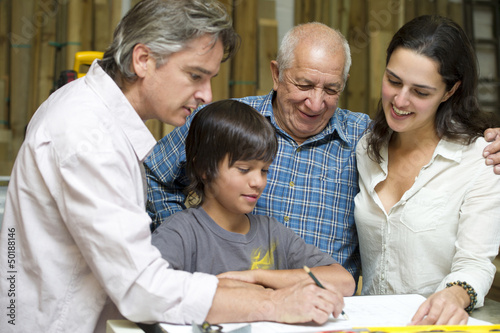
<box><xmin>271</xmin><ymin>279</ymin><xmax>345</xmax><ymax>324</ymax></box>
<box><xmin>217</xmin><ymin>270</ymin><xmax>258</xmax><ymax>285</ymax></box>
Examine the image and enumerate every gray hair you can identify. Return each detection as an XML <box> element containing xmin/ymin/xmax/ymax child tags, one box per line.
<box><xmin>100</xmin><ymin>0</ymin><xmax>240</xmax><ymax>81</ymax></box>
<box><xmin>276</xmin><ymin>22</ymin><xmax>351</xmax><ymax>88</ymax></box>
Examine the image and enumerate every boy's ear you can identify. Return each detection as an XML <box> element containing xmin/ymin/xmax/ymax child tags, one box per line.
<box><xmin>195</xmin><ymin>158</ymin><xmax>208</xmax><ymax>180</ymax></box>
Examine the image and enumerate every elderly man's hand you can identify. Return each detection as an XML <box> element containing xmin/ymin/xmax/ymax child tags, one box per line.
<box><xmin>484</xmin><ymin>128</ymin><xmax>500</xmax><ymax>175</ymax></box>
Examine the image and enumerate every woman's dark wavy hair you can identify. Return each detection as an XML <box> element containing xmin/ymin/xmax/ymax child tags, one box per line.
<box><xmin>185</xmin><ymin>100</ymin><xmax>278</xmax><ymax>206</ymax></box>
<box><xmin>367</xmin><ymin>15</ymin><xmax>496</xmax><ymax>163</ymax></box>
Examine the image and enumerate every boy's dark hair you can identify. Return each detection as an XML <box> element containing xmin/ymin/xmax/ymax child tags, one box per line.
<box><xmin>185</xmin><ymin>99</ymin><xmax>278</xmax><ymax>206</ymax></box>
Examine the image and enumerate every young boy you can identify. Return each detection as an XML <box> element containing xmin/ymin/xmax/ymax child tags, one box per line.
<box><xmin>151</xmin><ymin>100</ymin><xmax>355</xmax><ymax>295</ymax></box>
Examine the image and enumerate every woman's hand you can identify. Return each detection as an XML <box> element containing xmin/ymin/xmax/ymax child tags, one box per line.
<box><xmin>410</xmin><ymin>286</ymin><xmax>470</xmax><ymax>325</ymax></box>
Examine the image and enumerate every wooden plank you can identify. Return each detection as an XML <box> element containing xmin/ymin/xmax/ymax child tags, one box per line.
<box><xmin>294</xmin><ymin>0</ymin><xmax>311</xmax><ymax>25</ymax></box>
<box><xmin>335</xmin><ymin>0</ymin><xmax>351</xmax><ymax>109</ymax></box>
<box><xmin>257</xmin><ymin>18</ymin><xmax>277</xmax><ymax>96</ymax></box>
<box><xmin>29</xmin><ymin>2</ymin><xmax>43</xmax><ymax>120</ymax></box>
<box><xmin>0</xmin><ymin>128</ymin><xmax>13</xmax><ymax>176</ymax></box>
<box><xmin>346</xmin><ymin>0</ymin><xmax>369</xmax><ymax>115</ymax></box>
<box><xmin>94</xmin><ymin>0</ymin><xmax>112</xmax><ymax>52</ymax></box>
<box><xmin>319</xmin><ymin>0</ymin><xmax>331</xmax><ymax>24</ymax></box>
<box><xmin>36</xmin><ymin>0</ymin><xmax>57</xmax><ymax>107</ymax></box>
<box><xmin>416</xmin><ymin>0</ymin><xmax>435</xmax><ymax>16</ymax></box>
<box><xmin>162</xmin><ymin>124</ymin><xmax>175</xmax><ymax>138</ymax></box>
<box><xmin>486</xmin><ymin>256</ymin><xmax>500</xmax><ymax>301</ymax></box>
<box><xmin>66</xmin><ymin>0</ymin><xmax>83</xmax><ymax>69</ymax></box>
<box><xmin>436</xmin><ymin>0</ymin><xmax>449</xmax><ymax>17</ymax></box>
<box><xmin>397</xmin><ymin>0</ymin><xmax>405</xmax><ymax>29</ymax></box>
<box><xmin>0</xmin><ymin>128</ymin><xmax>12</xmax><ymax>142</ymax></box>
<box><xmin>29</xmin><ymin>0</ymin><xmax>59</xmax><ymax>117</ymax></box>
<box><xmin>329</xmin><ymin>0</ymin><xmax>341</xmax><ymax>32</ymax></box>
<box><xmin>0</xmin><ymin>79</ymin><xmax>6</xmax><ymax>129</ymax></box>
<box><xmin>448</xmin><ymin>1</ymin><xmax>464</xmax><ymax>28</ymax></box>
<box><xmin>258</xmin><ymin>0</ymin><xmax>275</xmax><ymax>20</ymax></box>
<box><xmin>0</xmin><ymin>129</ymin><xmax>12</xmax><ymax>175</ymax></box>
<box><xmin>294</xmin><ymin>0</ymin><xmax>331</xmax><ymax>25</ymax></box>
<box><xmin>10</xmin><ymin>1</ymin><xmax>35</xmax><ymax>161</ymax></box>
<box><xmin>54</xmin><ymin>1</ymin><xmax>68</xmax><ymax>78</ymax></box>
<box><xmin>0</xmin><ymin>0</ymin><xmax>8</xmax><ymax>135</ymax></box>
<box><xmin>110</xmin><ymin>0</ymin><xmax>123</xmax><ymax>37</ymax></box>
<box><xmin>340</xmin><ymin>0</ymin><xmax>351</xmax><ymax>37</ymax></box>
<box><xmin>82</xmin><ymin>0</ymin><xmax>94</xmax><ymax>50</ymax></box>
<box><xmin>369</xmin><ymin>30</ymin><xmax>393</xmax><ymax>118</ymax></box>
<box><xmin>212</xmin><ymin>61</ymin><xmax>231</xmax><ymax>102</ymax></box>
<box><xmin>211</xmin><ymin>0</ymin><xmax>232</xmax><ymax>103</ymax></box>
<box><xmin>0</xmin><ymin>0</ymin><xmax>10</xmax><ymax>78</ymax></box>
<box><xmin>231</xmin><ymin>0</ymin><xmax>258</xmax><ymax>98</ymax></box>
<box><xmin>367</xmin><ymin>0</ymin><xmax>401</xmax><ymax>118</ymax></box>
<box><xmin>145</xmin><ymin>120</ymin><xmax>162</xmax><ymax>141</ymax></box>
<box><xmin>404</xmin><ymin>0</ymin><xmax>417</xmax><ymax>24</ymax></box>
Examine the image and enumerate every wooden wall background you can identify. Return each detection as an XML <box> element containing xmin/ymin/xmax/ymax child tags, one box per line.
<box><xmin>0</xmin><ymin>0</ymin><xmax>465</xmax><ymax>175</ymax></box>
<box><xmin>0</xmin><ymin>0</ymin><xmax>463</xmax><ymax>176</ymax></box>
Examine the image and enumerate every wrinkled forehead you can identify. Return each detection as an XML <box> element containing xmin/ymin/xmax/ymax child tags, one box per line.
<box><xmin>289</xmin><ymin>46</ymin><xmax>346</xmax><ymax>87</ymax></box>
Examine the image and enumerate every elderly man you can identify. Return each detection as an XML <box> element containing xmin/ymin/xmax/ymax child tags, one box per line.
<box><xmin>0</xmin><ymin>3</ymin><xmax>345</xmax><ymax>333</ymax></box>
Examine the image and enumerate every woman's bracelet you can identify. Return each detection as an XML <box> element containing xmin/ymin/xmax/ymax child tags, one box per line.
<box><xmin>446</xmin><ymin>280</ymin><xmax>478</xmax><ymax>314</ymax></box>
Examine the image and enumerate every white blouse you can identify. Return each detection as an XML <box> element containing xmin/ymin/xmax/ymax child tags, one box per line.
<box><xmin>354</xmin><ymin>134</ymin><xmax>500</xmax><ymax>308</ymax></box>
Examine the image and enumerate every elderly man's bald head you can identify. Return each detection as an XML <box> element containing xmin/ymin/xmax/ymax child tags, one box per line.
<box><xmin>276</xmin><ymin>22</ymin><xmax>351</xmax><ymax>85</ymax></box>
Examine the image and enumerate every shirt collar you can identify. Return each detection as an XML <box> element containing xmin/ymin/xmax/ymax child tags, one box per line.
<box><xmin>84</xmin><ymin>60</ymin><xmax>157</xmax><ymax>162</ymax></box>
<box><xmin>379</xmin><ymin>136</ymin><xmax>464</xmax><ymax>173</ymax></box>
<box><xmin>433</xmin><ymin>138</ymin><xmax>463</xmax><ymax>163</ymax></box>
<box><xmin>261</xmin><ymin>90</ymin><xmax>351</xmax><ymax>146</ymax></box>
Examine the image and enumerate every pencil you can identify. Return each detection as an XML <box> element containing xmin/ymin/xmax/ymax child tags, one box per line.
<box><xmin>303</xmin><ymin>265</ymin><xmax>349</xmax><ymax>320</ymax></box>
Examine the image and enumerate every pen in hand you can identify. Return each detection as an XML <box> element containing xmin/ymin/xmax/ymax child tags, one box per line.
<box><xmin>303</xmin><ymin>265</ymin><xmax>349</xmax><ymax>320</ymax></box>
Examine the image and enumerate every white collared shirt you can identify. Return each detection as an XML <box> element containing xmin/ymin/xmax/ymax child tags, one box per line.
<box><xmin>354</xmin><ymin>134</ymin><xmax>500</xmax><ymax>307</ymax></box>
<box><xmin>0</xmin><ymin>61</ymin><xmax>218</xmax><ymax>333</ymax></box>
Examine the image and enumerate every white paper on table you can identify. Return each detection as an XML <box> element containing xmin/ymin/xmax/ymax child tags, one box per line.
<box><xmin>159</xmin><ymin>294</ymin><xmax>491</xmax><ymax>333</ymax></box>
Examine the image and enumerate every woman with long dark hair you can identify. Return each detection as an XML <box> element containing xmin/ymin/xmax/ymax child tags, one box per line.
<box><xmin>354</xmin><ymin>15</ymin><xmax>500</xmax><ymax>325</ymax></box>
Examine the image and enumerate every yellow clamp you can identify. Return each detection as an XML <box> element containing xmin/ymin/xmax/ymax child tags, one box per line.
<box><xmin>73</xmin><ymin>51</ymin><xmax>104</xmax><ymax>78</ymax></box>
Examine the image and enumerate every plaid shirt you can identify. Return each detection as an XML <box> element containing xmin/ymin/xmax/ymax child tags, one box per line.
<box><xmin>145</xmin><ymin>91</ymin><xmax>371</xmax><ymax>281</ymax></box>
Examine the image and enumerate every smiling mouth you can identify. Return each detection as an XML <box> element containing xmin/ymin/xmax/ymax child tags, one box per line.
<box><xmin>393</xmin><ymin>105</ymin><xmax>412</xmax><ymax>116</ymax></box>
<box><xmin>299</xmin><ymin>109</ymin><xmax>320</xmax><ymax>119</ymax></box>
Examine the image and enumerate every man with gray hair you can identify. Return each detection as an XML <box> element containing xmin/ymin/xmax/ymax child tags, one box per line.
<box><xmin>0</xmin><ymin>2</ymin><xmax>344</xmax><ymax>333</ymax></box>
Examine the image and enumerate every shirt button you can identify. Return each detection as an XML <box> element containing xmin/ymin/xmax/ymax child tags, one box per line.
<box><xmin>296</xmin><ymin>147</ymin><xmax>302</xmax><ymax>153</ymax></box>
<box><xmin>289</xmin><ymin>181</ymin><xmax>295</xmax><ymax>187</ymax></box>
<box><xmin>284</xmin><ymin>216</ymin><xmax>289</xmax><ymax>222</ymax></box>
